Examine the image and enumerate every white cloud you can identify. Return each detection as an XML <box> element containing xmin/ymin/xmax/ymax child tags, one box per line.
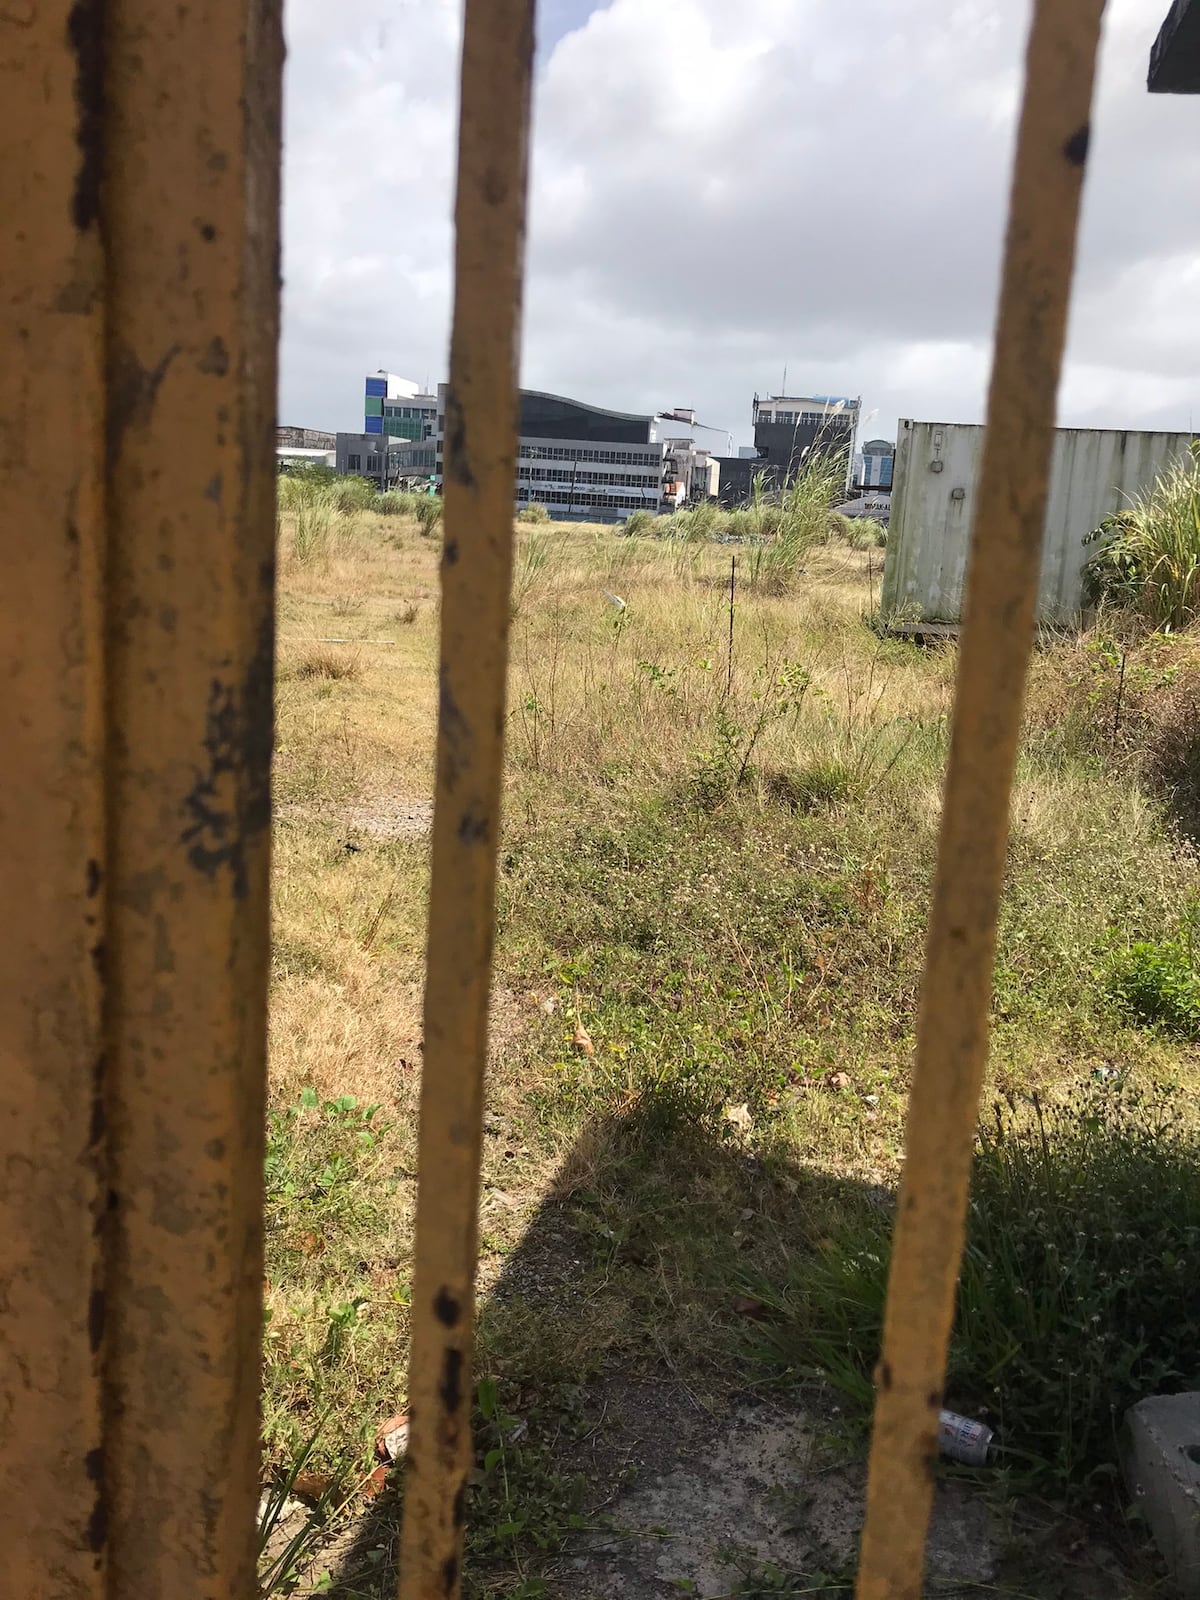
<box><xmin>279</xmin><ymin>0</ymin><xmax>1199</xmax><ymax>446</ymax></box>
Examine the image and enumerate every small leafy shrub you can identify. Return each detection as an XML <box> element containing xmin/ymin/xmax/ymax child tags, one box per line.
<box><xmin>1108</xmin><ymin>912</ymin><xmax>1200</xmax><ymax>1037</ymax></box>
<box><xmin>415</xmin><ymin>495</ymin><xmax>443</xmax><ymax>536</ymax></box>
<box><xmin>769</xmin><ymin>1079</ymin><xmax>1200</xmax><ymax>1501</ymax></box>
<box><xmin>517</xmin><ymin>501</ymin><xmax>550</xmax><ymax>524</ymax></box>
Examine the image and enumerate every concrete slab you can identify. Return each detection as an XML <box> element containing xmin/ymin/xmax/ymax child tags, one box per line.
<box><xmin>1122</xmin><ymin>1392</ymin><xmax>1200</xmax><ymax>1596</ymax></box>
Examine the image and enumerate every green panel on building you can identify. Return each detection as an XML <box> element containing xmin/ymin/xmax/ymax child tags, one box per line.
<box><xmin>364</xmin><ymin>395</ymin><xmax>383</xmax><ymax>417</ymax></box>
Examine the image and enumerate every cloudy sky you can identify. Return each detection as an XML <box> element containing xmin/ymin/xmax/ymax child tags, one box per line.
<box><xmin>279</xmin><ymin>0</ymin><xmax>1198</xmax><ymax>450</ymax></box>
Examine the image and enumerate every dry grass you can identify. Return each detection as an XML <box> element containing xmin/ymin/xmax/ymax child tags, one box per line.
<box><xmin>265</xmin><ymin>504</ymin><xmax>1200</xmax><ymax>1597</ymax></box>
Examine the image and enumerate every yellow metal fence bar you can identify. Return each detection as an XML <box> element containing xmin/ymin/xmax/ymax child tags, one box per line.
<box><xmin>399</xmin><ymin>2</ymin><xmax>536</xmax><ymax>1596</ymax></box>
<box><xmin>855</xmin><ymin>4</ymin><xmax>1106</xmax><ymax>1598</ymax></box>
<box><xmin>100</xmin><ymin>2</ymin><xmax>284</xmax><ymax>1593</ymax></box>
<box><xmin>0</xmin><ymin>5</ymin><xmax>109</xmax><ymax>1593</ymax></box>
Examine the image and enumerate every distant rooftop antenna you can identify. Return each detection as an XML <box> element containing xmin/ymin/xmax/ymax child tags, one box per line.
<box><xmin>781</xmin><ymin>364</ymin><xmax>787</xmax><ymax>396</ymax></box>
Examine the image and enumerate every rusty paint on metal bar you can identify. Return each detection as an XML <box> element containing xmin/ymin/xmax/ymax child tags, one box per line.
<box><xmin>0</xmin><ymin>3</ymin><xmax>109</xmax><ymax>1592</ymax></box>
<box><xmin>855</xmin><ymin>5</ymin><xmax>1106</xmax><ymax>1598</ymax></box>
<box><xmin>100</xmin><ymin>2</ymin><xmax>283</xmax><ymax>1593</ymax></box>
<box><xmin>398</xmin><ymin>2</ymin><xmax>535</xmax><ymax>1596</ymax></box>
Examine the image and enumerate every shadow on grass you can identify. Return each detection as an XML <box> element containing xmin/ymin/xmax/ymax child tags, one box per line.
<box><xmin>317</xmin><ymin>1098</ymin><xmax>885</xmax><ymax>1599</ymax></box>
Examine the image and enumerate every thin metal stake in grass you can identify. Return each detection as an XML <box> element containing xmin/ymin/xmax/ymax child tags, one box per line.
<box><xmin>727</xmin><ymin>554</ymin><xmax>737</xmax><ymax>697</ymax></box>
<box><xmin>1110</xmin><ymin>649</ymin><xmax>1128</xmax><ymax>756</ymax></box>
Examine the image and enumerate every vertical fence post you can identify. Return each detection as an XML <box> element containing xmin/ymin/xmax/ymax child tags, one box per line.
<box><xmin>0</xmin><ymin>6</ymin><xmax>108</xmax><ymax>1591</ymax></box>
<box><xmin>855</xmin><ymin>5</ymin><xmax>1107</xmax><ymax>1598</ymax></box>
<box><xmin>99</xmin><ymin>2</ymin><xmax>283</xmax><ymax>1593</ymax></box>
<box><xmin>399</xmin><ymin>3</ymin><xmax>535</xmax><ymax>1596</ymax></box>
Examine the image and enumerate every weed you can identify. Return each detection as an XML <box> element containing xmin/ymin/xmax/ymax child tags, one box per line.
<box><xmin>763</xmin><ymin>1079</ymin><xmax>1200</xmax><ymax>1503</ymax></box>
<box><xmin>518</xmin><ymin>501</ymin><xmax>550</xmax><ymax>524</ymax></box>
<box><xmin>258</xmin><ymin>1419</ymin><xmax>357</xmax><ymax>1596</ymax></box>
<box><xmin>1083</xmin><ymin>441</ymin><xmax>1200</xmax><ymax>628</ymax></box>
<box><xmin>415</xmin><ymin>497</ymin><xmax>443</xmax><ymax>537</ymax></box>
<box><xmin>391</xmin><ymin>602</ymin><xmax>419</xmax><ymax>627</ymax></box>
<box><xmin>1108</xmin><ymin>906</ymin><xmax>1200</xmax><ymax>1037</ymax></box>
<box><xmin>760</xmin><ymin>760</ymin><xmax>855</xmax><ymax>814</ymax></box>
<box><xmin>293</xmin><ymin>647</ymin><xmax>362</xmax><ymax>683</ymax></box>
<box><xmin>330</xmin><ymin>594</ymin><xmax>364</xmax><ymax>617</ymax></box>
<box><xmin>376</xmin><ymin>490</ymin><xmax>419</xmax><ymax>517</ymax></box>
<box><xmin>511</xmin><ymin>531</ymin><xmax>552</xmax><ymax>619</ymax></box>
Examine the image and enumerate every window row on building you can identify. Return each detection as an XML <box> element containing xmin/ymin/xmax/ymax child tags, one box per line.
<box><xmin>762</xmin><ymin>409</ymin><xmax>853</xmax><ymax>428</ymax></box>
<box><xmin>518</xmin><ymin>467</ymin><xmax>660</xmax><ymax>488</ymax></box>
<box><xmin>517</xmin><ymin>443</ymin><xmax>660</xmax><ymax>466</ymax></box>
<box><xmin>516</xmin><ymin>486</ymin><xmax>658</xmax><ymax>510</ymax></box>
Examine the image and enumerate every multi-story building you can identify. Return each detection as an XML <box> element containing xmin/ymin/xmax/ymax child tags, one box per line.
<box><xmin>434</xmin><ymin>387</ymin><xmax>668</xmax><ymax>522</ymax></box>
<box><xmin>854</xmin><ymin>438</ymin><xmax>895</xmax><ymax>491</ymax></box>
<box><xmin>751</xmin><ymin>393</ymin><xmax>859</xmax><ymax>478</ymax></box>
<box><xmin>716</xmin><ymin>392</ymin><xmax>860</xmax><ymax>506</ymax></box>
<box><xmin>362</xmin><ymin>373</ymin><xmax>438</xmax><ymax>444</ymax></box>
<box><xmin>277</xmin><ymin>425</ymin><xmax>336</xmax><ymax>451</ymax></box>
<box><xmin>335</xmin><ymin>432</ymin><xmax>435</xmax><ymax>490</ymax></box>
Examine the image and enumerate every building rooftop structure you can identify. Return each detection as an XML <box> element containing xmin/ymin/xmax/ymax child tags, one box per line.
<box><xmin>1149</xmin><ymin>0</ymin><xmax>1200</xmax><ymax>91</ymax></box>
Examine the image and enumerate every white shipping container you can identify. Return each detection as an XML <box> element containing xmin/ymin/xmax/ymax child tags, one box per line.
<box><xmin>882</xmin><ymin>421</ymin><xmax>1197</xmax><ymax>625</ymax></box>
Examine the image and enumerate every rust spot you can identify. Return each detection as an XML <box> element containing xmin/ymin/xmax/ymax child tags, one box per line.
<box><xmin>878</xmin><ymin>1361</ymin><xmax>893</xmax><ymax>1392</ymax></box>
<box><xmin>84</xmin><ymin>1448</ymin><xmax>102</xmax><ymax>1482</ymax></box>
<box><xmin>205</xmin><ymin>1138</ymin><xmax>226</xmax><ymax>1160</ymax></box>
<box><xmin>1063</xmin><ymin>124</ymin><xmax>1090</xmax><ymax>166</ymax></box>
<box><xmin>200</xmin><ymin>222</ymin><xmax>217</xmax><ymax>241</ymax></box>
<box><xmin>441</xmin><ymin>1555</ymin><xmax>458</xmax><ymax>1594</ymax></box>
<box><xmin>453</xmin><ymin>1482</ymin><xmax>466</xmax><ymax>1527</ymax></box>
<box><xmin>481</xmin><ymin>167</ymin><xmax>507</xmax><ymax>206</ymax></box>
<box><xmin>180</xmin><ymin>613</ymin><xmax>273</xmax><ymax>898</ymax></box>
<box><xmin>443</xmin><ymin>390</ymin><xmax>475</xmax><ymax>488</ymax></box>
<box><xmin>440</xmin><ymin>1347</ymin><xmax>463</xmax><ymax>1413</ymax></box>
<box><xmin>458</xmin><ymin>809</ymin><xmax>488</xmax><ymax>844</ymax></box>
<box><xmin>86</xmin><ymin>1490</ymin><xmax>107</xmax><ymax>1553</ymax></box>
<box><xmin>444</xmin><ymin>539</ymin><xmax>459</xmax><ymax>566</ymax></box>
<box><xmin>67</xmin><ymin>0</ymin><xmax>105</xmax><ymax>232</ymax></box>
<box><xmin>928</xmin><ymin>1390</ymin><xmax>942</xmax><ymax>1409</ymax></box>
<box><xmin>86</xmin><ymin>858</ymin><xmax>102</xmax><ymax>898</ymax></box>
<box><xmin>89</xmin><ymin>1078</ymin><xmax>106</xmax><ymax>1147</ymax></box>
<box><xmin>90</xmin><ymin>940</ymin><xmax>105</xmax><ymax>979</ymax></box>
<box><xmin>434</xmin><ymin>1288</ymin><xmax>461</xmax><ymax>1327</ymax></box>
<box><xmin>438</xmin><ymin>668</ymin><xmax>470</xmax><ymax>793</ymax></box>
<box><xmin>88</xmin><ymin>1288</ymin><xmax>105</xmax><ymax>1352</ymax></box>
<box><xmin>199</xmin><ymin>336</ymin><xmax>230</xmax><ymax>376</ymax></box>
<box><xmin>107</xmin><ymin>343</ymin><xmax>182</xmax><ymax>467</ymax></box>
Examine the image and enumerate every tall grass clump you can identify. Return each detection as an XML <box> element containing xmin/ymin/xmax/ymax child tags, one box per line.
<box><xmin>415</xmin><ymin>496</ymin><xmax>443</xmax><ymax>537</ymax></box>
<box><xmin>331</xmin><ymin>475</ymin><xmax>378</xmax><ymax>515</ymax></box>
<box><xmin>278</xmin><ymin>475</ymin><xmax>339</xmax><ymax>564</ymax></box>
<box><xmin>377</xmin><ymin>489</ymin><xmax>419</xmax><ymax>517</ymax></box>
<box><xmin>623</xmin><ymin>508</ymin><xmax>655</xmax><ymax>536</ymax></box>
<box><xmin>1084</xmin><ymin>441</ymin><xmax>1200</xmax><ymax>629</ymax></box>
<box><xmin>518</xmin><ymin>501</ymin><xmax>550</xmax><ymax>524</ymax></box>
<box><xmin>745</xmin><ymin>452</ymin><xmax>848</xmax><ymax>594</ymax></box>
<box><xmin>766</xmin><ymin>1078</ymin><xmax>1200</xmax><ymax>1502</ymax></box>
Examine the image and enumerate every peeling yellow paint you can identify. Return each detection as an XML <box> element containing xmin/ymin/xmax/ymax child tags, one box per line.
<box><xmin>398</xmin><ymin>4</ymin><xmax>535</xmax><ymax>1598</ymax></box>
<box><xmin>854</xmin><ymin>6</ymin><xmax>1107</xmax><ymax>1599</ymax></box>
<box><xmin>0</xmin><ymin>2</ymin><xmax>108</xmax><ymax>1592</ymax></box>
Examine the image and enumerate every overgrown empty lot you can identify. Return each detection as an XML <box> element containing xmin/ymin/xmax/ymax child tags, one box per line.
<box><xmin>264</xmin><ymin>497</ymin><xmax>1200</xmax><ymax>1597</ymax></box>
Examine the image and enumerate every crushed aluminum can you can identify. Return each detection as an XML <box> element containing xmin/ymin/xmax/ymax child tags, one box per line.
<box><xmin>938</xmin><ymin>1410</ymin><xmax>993</xmax><ymax>1466</ymax></box>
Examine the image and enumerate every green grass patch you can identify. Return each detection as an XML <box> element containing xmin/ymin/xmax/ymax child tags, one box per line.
<box><xmin>762</xmin><ymin>1078</ymin><xmax>1200</xmax><ymax>1503</ymax></box>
